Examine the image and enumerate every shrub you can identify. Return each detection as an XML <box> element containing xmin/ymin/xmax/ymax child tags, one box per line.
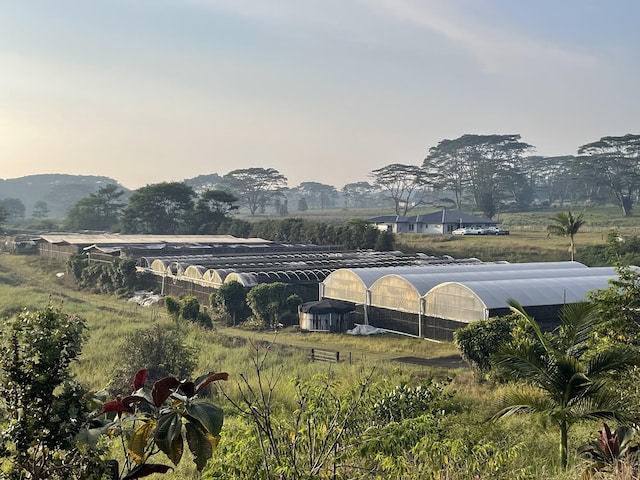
<box><xmin>454</xmin><ymin>314</ymin><xmax>516</xmax><ymax>376</ymax></box>
<box><xmin>181</xmin><ymin>296</ymin><xmax>201</xmax><ymax>322</ymax></box>
<box><xmin>164</xmin><ymin>295</ymin><xmax>181</xmax><ymax>321</ymax></box>
<box><xmin>0</xmin><ymin>305</ymin><xmax>109</xmax><ymax>478</ymax></box>
<box><xmin>197</xmin><ymin>310</ymin><xmax>213</xmax><ymax>328</ymax></box>
<box><xmin>215</xmin><ymin>281</ymin><xmax>248</xmax><ymax>326</ymax></box>
<box><xmin>111</xmin><ymin>324</ymin><xmax>197</xmax><ymax>394</ymax></box>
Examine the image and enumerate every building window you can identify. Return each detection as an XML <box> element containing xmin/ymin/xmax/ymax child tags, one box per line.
<box><xmin>409</xmin><ymin>224</ymin><xmax>415</xmax><ymax>231</ymax></box>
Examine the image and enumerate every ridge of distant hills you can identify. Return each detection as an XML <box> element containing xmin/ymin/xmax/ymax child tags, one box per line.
<box><xmin>0</xmin><ymin>173</ymin><xmax>224</xmax><ymax>219</ymax></box>
<box><xmin>0</xmin><ymin>174</ymin><xmax>126</xmax><ymax>218</ymax></box>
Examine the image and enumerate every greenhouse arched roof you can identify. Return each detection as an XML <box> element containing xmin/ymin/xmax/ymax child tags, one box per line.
<box><xmin>425</xmin><ymin>274</ymin><xmax>617</xmax><ymax>322</ymax></box>
<box><xmin>324</xmin><ymin>262</ymin><xmax>587</xmax><ymax>301</ymax></box>
<box><xmin>373</xmin><ymin>266</ymin><xmax>616</xmax><ymax>299</ymax></box>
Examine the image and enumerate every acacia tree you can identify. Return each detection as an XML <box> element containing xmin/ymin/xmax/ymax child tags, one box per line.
<box><xmin>370</xmin><ymin>164</ymin><xmax>432</xmax><ymax>216</ymax></box>
<box><xmin>491</xmin><ymin>301</ymin><xmax>640</xmax><ymax>470</ymax></box>
<box><xmin>426</xmin><ymin>134</ymin><xmax>533</xmax><ymax>218</ymax></box>
<box><xmin>341</xmin><ymin>181</ymin><xmax>381</xmax><ymax>209</ymax></box>
<box><xmin>547</xmin><ymin>210</ymin><xmax>585</xmax><ymax>261</ymax></box>
<box><xmin>121</xmin><ymin>182</ymin><xmax>195</xmax><ymax>234</ymax></box>
<box><xmin>220</xmin><ymin>168</ymin><xmax>287</xmax><ymax>216</ymax></box>
<box><xmin>524</xmin><ymin>156</ymin><xmax>577</xmax><ymax>207</ymax></box>
<box><xmin>295</xmin><ymin>182</ymin><xmax>338</xmax><ymax>210</ymax></box>
<box><xmin>577</xmin><ymin>134</ymin><xmax>640</xmax><ymax>216</ymax></box>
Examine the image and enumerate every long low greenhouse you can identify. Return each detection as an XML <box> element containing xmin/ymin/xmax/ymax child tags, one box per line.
<box><xmin>320</xmin><ymin>262</ymin><xmax>623</xmax><ymax>341</ymax></box>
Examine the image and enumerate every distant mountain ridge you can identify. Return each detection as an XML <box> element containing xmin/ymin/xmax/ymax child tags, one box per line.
<box><xmin>0</xmin><ymin>173</ymin><xmax>228</xmax><ymax>219</ymax></box>
<box><xmin>0</xmin><ymin>174</ymin><xmax>127</xmax><ymax>218</ymax></box>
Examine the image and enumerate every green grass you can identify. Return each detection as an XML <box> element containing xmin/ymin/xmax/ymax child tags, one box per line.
<box><xmin>396</xmin><ymin>228</ymin><xmax>612</xmax><ymax>263</ymax></box>
<box><xmin>0</xmin><ymin>223</ymin><xmax>633</xmax><ymax>479</ymax></box>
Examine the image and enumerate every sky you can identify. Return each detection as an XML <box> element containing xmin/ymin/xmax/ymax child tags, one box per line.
<box><xmin>1</xmin><ymin>1</ymin><xmax>639</xmax><ymax>191</ymax></box>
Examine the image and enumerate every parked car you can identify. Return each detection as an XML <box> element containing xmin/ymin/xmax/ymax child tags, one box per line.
<box><xmin>452</xmin><ymin>227</ymin><xmax>488</xmax><ymax>235</ymax></box>
<box><xmin>485</xmin><ymin>226</ymin><xmax>510</xmax><ymax>235</ymax></box>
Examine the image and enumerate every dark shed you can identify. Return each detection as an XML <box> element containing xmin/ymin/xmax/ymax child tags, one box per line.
<box><xmin>299</xmin><ymin>299</ymin><xmax>356</xmax><ymax>332</ymax></box>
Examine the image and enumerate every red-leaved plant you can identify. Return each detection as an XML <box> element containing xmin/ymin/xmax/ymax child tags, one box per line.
<box><xmin>578</xmin><ymin>422</ymin><xmax>640</xmax><ymax>479</ymax></box>
<box><xmin>84</xmin><ymin>368</ymin><xmax>228</xmax><ymax>479</ymax></box>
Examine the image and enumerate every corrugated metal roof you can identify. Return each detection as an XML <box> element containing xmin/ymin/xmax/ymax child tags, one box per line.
<box><xmin>38</xmin><ymin>234</ymin><xmax>272</xmax><ymax>245</ymax></box>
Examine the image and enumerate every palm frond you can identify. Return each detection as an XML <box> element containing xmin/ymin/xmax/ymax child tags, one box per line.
<box><xmin>558</xmin><ymin>302</ymin><xmax>597</xmax><ymax>353</ymax></box>
<box><xmin>490</xmin><ymin>386</ymin><xmax>556</xmax><ymax>421</ymax></box>
<box><xmin>587</xmin><ymin>348</ymin><xmax>640</xmax><ymax>377</ymax></box>
<box><xmin>507</xmin><ymin>299</ymin><xmax>550</xmax><ymax>350</ymax></box>
<box><xmin>566</xmin><ymin>389</ymin><xmax>630</xmax><ymax>424</ymax></box>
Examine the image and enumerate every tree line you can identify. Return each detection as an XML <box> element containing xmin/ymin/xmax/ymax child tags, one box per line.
<box><xmin>56</xmin><ymin>182</ymin><xmax>394</xmax><ymax>250</ymax></box>
<box><xmin>2</xmin><ymin>132</ymin><xmax>637</xmax><ymax>227</ymax></box>
<box><xmin>374</xmin><ymin>133</ymin><xmax>640</xmax><ymax>219</ymax></box>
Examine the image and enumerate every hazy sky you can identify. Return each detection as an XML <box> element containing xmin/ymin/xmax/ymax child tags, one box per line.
<box><xmin>2</xmin><ymin>1</ymin><xmax>639</xmax><ymax>190</ymax></box>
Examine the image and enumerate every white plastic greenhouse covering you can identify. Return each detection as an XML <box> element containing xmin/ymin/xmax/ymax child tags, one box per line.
<box><xmin>424</xmin><ymin>275</ymin><xmax>617</xmax><ymax>323</ymax></box>
<box><xmin>368</xmin><ymin>267</ymin><xmax>617</xmax><ymax>312</ymax></box>
<box><xmin>321</xmin><ymin>261</ymin><xmax>587</xmax><ymax>304</ymax></box>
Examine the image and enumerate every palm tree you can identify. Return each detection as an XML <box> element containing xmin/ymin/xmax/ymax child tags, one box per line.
<box><xmin>490</xmin><ymin>300</ymin><xmax>640</xmax><ymax>470</ymax></box>
<box><xmin>547</xmin><ymin>210</ymin><xmax>586</xmax><ymax>261</ymax></box>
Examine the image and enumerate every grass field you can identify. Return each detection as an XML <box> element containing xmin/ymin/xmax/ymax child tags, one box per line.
<box><xmin>1</xmin><ymin>211</ymin><xmax>637</xmax><ymax>479</ymax></box>
<box><xmin>395</xmin><ymin>229</ymin><xmax>610</xmax><ymax>263</ymax></box>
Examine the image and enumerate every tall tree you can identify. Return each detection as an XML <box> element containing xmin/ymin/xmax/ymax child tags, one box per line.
<box><xmin>296</xmin><ymin>182</ymin><xmax>338</xmax><ymax>210</ymax></box>
<box><xmin>577</xmin><ymin>134</ymin><xmax>640</xmax><ymax>216</ymax></box>
<box><xmin>220</xmin><ymin>168</ymin><xmax>287</xmax><ymax>216</ymax></box>
<box><xmin>0</xmin><ymin>198</ymin><xmax>25</xmax><ymax>223</ymax></box>
<box><xmin>341</xmin><ymin>181</ymin><xmax>381</xmax><ymax>209</ymax></box>
<box><xmin>547</xmin><ymin>210</ymin><xmax>585</xmax><ymax>261</ymax></box>
<box><xmin>32</xmin><ymin>200</ymin><xmax>49</xmax><ymax>219</ymax></box>
<box><xmin>64</xmin><ymin>184</ymin><xmax>126</xmax><ymax>231</ymax></box>
<box><xmin>491</xmin><ymin>301</ymin><xmax>640</xmax><ymax>470</ymax></box>
<box><xmin>523</xmin><ymin>156</ymin><xmax>577</xmax><ymax>207</ymax></box>
<box><xmin>215</xmin><ymin>281</ymin><xmax>247</xmax><ymax>326</ymax></box>
<box><xmin>426</xmin><ymin>134</ymin><xmax>533</xmax><ymax>217</ymax></box>
<box><xmin>189</xmin><ymin>189</ymin><xmax>238</xmax><ymax>234</ymax></box>
<box><xmin>121</xmin><ymin>182</ymin><xmax>195</xmax><ymax>234</ymax></box>
<box><xmin>370</xmin><ymin>164</ymin><xmax>432</xmax><ymax>216</ymax></box>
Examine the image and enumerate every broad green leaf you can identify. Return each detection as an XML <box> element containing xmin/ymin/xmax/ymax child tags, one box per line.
<box><xmin>185</xmin><ymin>401</ymin><xmax>224</xmax><ymax>436</ymax></box>
<box><xmin>154</xmin><ymin>412</ymin><xmax>184</xmax><ymax>464</ymax></box>
<box><xmin>185</xmin><ymin>422</ymin><xmax>213</xmax><ymax>471</ymax></box>
<box><xmin>128</xmin><ymin>420</ymin><xmax>155</xmax><ymax>464</ymax></box>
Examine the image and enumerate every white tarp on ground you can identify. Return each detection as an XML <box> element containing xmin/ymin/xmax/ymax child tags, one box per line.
<box><xmin>347</xmin><ymin>324</ymin><xmax>384</xmax><ymax>335</ymax></box>
<box><xmin>128</xmin><ymin>291</ymin><xmax>164</xmax><ymax>307</ymax></box>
